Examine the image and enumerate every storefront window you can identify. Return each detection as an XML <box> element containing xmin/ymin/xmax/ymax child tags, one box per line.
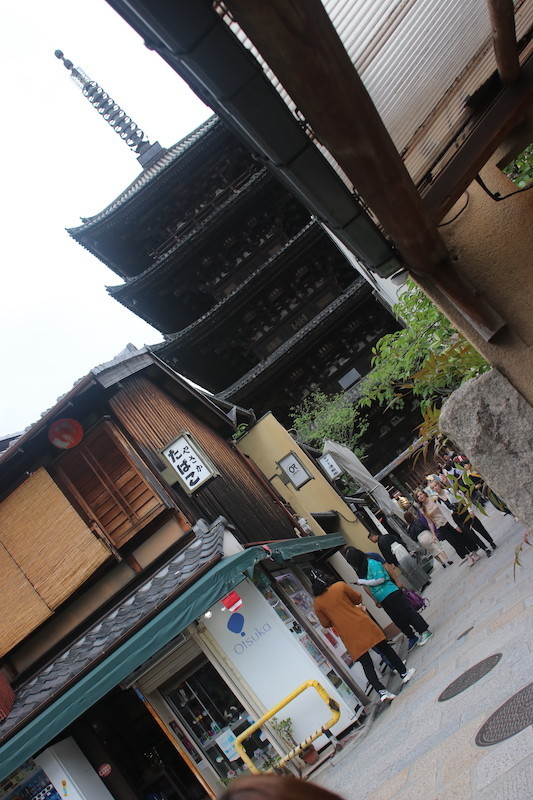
<box><xmin>165</xmin><ymin>659</ymin><xmax>277</xmax><ymax>784</ymax></box>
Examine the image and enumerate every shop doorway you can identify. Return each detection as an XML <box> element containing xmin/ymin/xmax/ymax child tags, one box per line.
<box><xmin>74</xmin><ymin>687</ymin><xmax>207</xmax><ymax>800</ymax></box>
<box><xmin>164</xmin><ymin>657</ymin><xmax>278</xmax><ymax>785</ymax></box>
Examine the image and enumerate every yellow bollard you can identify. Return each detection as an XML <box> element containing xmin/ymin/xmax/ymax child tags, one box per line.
<box><xmin>234</xmin><ymin>679</ymin><xmax>340</xmax><ymax>774</ymax></box>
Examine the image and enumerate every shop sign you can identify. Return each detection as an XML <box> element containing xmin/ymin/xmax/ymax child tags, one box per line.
<box><xmin>318</xmin><ymin>453</ymin><xmax>344</xmax><ymax>480</ymax></box>
<box><xmin>277</xmin><ymin>452</ymin><xmax>313</xmax><ymax>489</ymax></box>
<box><xmin>161</xmin><ymin>432</ymin><xmax>217</xmax><ymax>493</ymax></box>
<box><xmin>97</xmin><ymin>764</ymin><xmax>112</xmax><ymax>778</ymax></box>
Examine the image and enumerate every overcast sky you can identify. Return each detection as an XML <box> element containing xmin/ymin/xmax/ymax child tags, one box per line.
<box><xmin>1</xmin><ymin>1</ymin><xmax>211</xmax><ymax>435</ymax></box>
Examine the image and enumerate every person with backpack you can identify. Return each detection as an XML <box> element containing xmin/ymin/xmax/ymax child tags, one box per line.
<box><xmin>344</xmin><ymin>547</ymin><xmax>433</xmax><ymax>652</ymax></box>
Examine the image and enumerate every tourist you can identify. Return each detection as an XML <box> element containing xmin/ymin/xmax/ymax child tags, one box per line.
<box><xmin>403</xmin><ymin>509</ymin><xmax>453</xmax><ymax>568</ymax></box>
<box><xmin>427</xmin><ymin>476</ymin><xmax>495</xmax><ymax>556</ymax></box>
<box><xmin>414</xmin><ymin>488</ymin><xmax>481</xmax><ymax>566</ymax></box>
<box><xmin>344</xmin><ymin>547</ymin><xmax>433</xmax><ymax>651</ymax></box>
<box><xmin>311</xmin><ymin>570</ymin><xmax>415</xmax><ymax>703</ymax></box>
<box><xmin>367</xmin><ymin>530</ymin><xmax>429</xmax><ymax>592</ymax></box>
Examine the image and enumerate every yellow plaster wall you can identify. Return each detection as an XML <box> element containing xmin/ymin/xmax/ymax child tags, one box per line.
<box><xmin>237</xmin><ymin>413</ymin><xmax>370</xmax><ymax>549</ymax></box>
<box><xmin>420</xmin><ymin>120</ymin><xmax>533</xmax><ymax>406</ymax></box>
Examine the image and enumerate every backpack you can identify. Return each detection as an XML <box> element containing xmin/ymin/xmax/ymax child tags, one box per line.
<box><xmin>402</xmin><ymin>588</ymin><xmax>429</xmax><ymax>611</ymax></box>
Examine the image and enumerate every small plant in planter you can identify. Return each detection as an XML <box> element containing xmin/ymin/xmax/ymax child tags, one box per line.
<box><xmin>270</xmin><ymin>717</ymin><xmax>319</xmax><ymax>768</ymax></box>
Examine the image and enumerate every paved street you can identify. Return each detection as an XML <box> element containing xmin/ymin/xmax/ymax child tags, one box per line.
<box><xmin>313</xmin><ymin>508</ymin><xmax>532</xmax><ymax>800</ymax></box>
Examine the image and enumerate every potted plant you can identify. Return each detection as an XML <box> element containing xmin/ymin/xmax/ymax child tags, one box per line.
<box><xmin>270</xmin><ymin>717</ymin><xmax>319</xmax><ymax>767</ymax></box>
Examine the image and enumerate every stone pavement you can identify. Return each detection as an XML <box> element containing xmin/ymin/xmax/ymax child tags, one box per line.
<box><xmin>312</xmin><ymin>508</ymin><xmax>532</xmax><ymax>800</ymax></box>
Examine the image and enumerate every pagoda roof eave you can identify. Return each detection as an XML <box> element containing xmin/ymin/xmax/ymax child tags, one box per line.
<box><xmin>216</xmin><ymin>278</ymin><xmax>369</xmax><ymax>401</ymax></box>
<box><xmin>108</xmin><ymin>168</ymin><xmax>273</xmax><ymax>301</ymax></box>
<box><xmin>152</xmin><ymin>220</ymin><xmax>321</xmax><ymax>352</ymax></box>
<box><xmin>69</xmin><ymin>116</ymin><xmax>221</xmax><ymax>238</ymax></box>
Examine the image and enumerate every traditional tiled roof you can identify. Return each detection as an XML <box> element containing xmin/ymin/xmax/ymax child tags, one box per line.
<box><xmin>108</xmin><ymin>168</ymin><xmax>272</xmax><ymax>302</ymax></box>
<box><xmin>0</xmin><ymin>518</ymin><xmax>226</xmax><ymax>745</ymax></box>
<box><xmin>154</xmin><ymin>221</ymin><xmax>320</xmax><ymax>351</ymax></box>
<box><xmin>217</xmin><ymin>278</ymin><xmax>369</xmax><ymax>401</ymax></box>
<box><xmin>69</xmin><ymin>116</ymin><xmax>220</xmax><ymax>235</ymax></box>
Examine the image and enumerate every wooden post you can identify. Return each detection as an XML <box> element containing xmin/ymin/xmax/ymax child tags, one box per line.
<box><xmin>487</xmin><ymin>0</ymin><xmax>520</xmax><ymax>84</ymax></box>
<box><xmin>134</xmin><ymin>688</ymin><xmax>216</xmax><ymax>799</ymax></box>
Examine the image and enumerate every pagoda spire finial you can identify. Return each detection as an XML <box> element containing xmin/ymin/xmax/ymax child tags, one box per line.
<box><xmin>54</xmin><ymin>50</ymin><xmax>163</xmax><ymax>167</ymax></box>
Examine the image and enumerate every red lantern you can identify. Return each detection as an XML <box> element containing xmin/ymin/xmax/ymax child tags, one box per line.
<box><xmin>48</xmin><ymin>418</ymin><xmax>84</xmax><ymax>449</ymax></box>
<box><xmin>221</xmin><ymin>591</ymin><xmax>243</xmax><ymax>612</ymax></box>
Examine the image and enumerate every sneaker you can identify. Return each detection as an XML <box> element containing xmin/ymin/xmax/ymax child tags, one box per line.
<box><xmin>447</xmin><ymin>560</ymin><xmax>454</xmax><ymax>565</ymax></box>
<box><xmin>417</xmin><ymin>631</ymin><xmax>433</xmax><ymax>647</ymax></box>
<box><xmin>401</xmin><ymin>668</ymin><xmax>416</xmax><ymax>684</ymax></box>
<box><xmin>379</xmin><ymin>690</ymin><xmax>396</xmax><ymax>702</ymax></box>
<box><xmin>485</xmin><ymin>549</ymin><xmax>492</xmax><ymax>557</ymax></box>
<box><xmin>407</xmin><ymin>636</ymin><xmax>419</xmax><ymax>651</ymax></box>
<box><xmin>491</xmin><ymin>543</ymin><xmax>497</xmax><ymax>550</ymax></box>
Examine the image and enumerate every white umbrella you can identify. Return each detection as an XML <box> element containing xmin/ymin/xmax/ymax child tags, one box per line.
<box><xmin>322</xmin><ymin>439</ymin><xmax>421</xmax><ymax>551</ymax></box>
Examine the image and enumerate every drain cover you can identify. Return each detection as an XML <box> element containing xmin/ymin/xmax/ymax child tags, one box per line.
<box><xmin>456</xmin><ymin>626</ymin><xmax>474</xmax><ymax>640</ymax></box>
<box><xmin>476</xmin><ymin>683</ymin><xmax>533</xmax><ymax>746</ymax></box>
<box><xmin>438</xmin><ymin>654</ymin><xmax>502</xmax><ymax>701</ymax></box>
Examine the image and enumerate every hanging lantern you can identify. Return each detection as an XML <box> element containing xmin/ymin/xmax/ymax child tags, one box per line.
<box><xmin>48</xmin><ymin>418</ymin><xmax>84</xmax><ymax>449</ymax></box>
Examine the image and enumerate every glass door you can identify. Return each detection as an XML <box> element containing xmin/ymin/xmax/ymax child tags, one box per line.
<box><xmin>165</xmin><ymin>659</ymin><xmax>278</xmax><ymax>784</ymax></box>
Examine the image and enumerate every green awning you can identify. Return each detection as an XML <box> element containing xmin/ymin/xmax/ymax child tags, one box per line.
<box><xmin>268</xmin><ymin>532</ymin><xmax>346</xmax><ymax>561</ymax></box>
<box><xmin>0</xmin><ymin>533</ymin><xmax>345</xmax><ymax>779</ymax></box>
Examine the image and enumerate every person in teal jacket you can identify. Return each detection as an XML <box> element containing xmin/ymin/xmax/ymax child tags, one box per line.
<box><xmin>345</xmin><ymin>547</ymin><xmax>433</xmax><ymax>651</ymax></box>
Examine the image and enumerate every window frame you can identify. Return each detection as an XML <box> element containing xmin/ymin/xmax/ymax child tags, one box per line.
<box><xmin>52</xmin><ymin>419</ymin><xmax>181</xmax><ymax>550</ymax></box>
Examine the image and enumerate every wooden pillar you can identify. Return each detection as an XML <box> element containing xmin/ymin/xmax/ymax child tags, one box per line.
<box><xmin>487</xmin><ymin>0</ymin><xmax>520</xmax><ymax>84</ymax></box>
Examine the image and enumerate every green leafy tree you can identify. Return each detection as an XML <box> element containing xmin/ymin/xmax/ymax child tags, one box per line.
<box><xmin>289</xmin><ymin>390</ymin><xmax>367</xmax><ymax>454</ymax></box>
<box><xmin>503</xmin><ymin>143</ymin><xmax>533</xmax><ymax>187</ymax></box>
<box><xmin>357</xmin><ymin>279</ymin><xmax>490</xmax><ymax>413</ymax></box>
<box><xmin>290</xmin><ymin>280</ymin><xmax>489</xmax><ymax>455</ymax></box>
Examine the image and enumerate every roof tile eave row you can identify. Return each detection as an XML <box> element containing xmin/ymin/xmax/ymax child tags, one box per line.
<box><xmin>152</xmin><ymin>220</ymin><xmax>322</xmax><ymax>352</ymax></box>
<box><xmin>108</xmin><ymin>168</ymin><xmax>273</xmax><ymax>300</ymax></box>
<box><xmin>217</xmin><ymin>278</ymin><xmax>369</xmax><ymax>401</ymax></box>
<box><xmin>0</xmin><ymin>521</ymin><xmax>226</xmax><ymax>745</ymax></box>
<box><xmin>68</xmin><ymin>116</ymin><xmax>221</xmax><ymax>238</ymax></box>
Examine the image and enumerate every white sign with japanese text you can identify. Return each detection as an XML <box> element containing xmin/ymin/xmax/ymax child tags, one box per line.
<box><xmin>161</xmin><ymin>433</ymin><xmax>215</xmax><ymax>493</ymax></box>
<box><xmin>318</xmin><ymin>453</ymin><xmax>344</xmax><ymax>481</ymax></box>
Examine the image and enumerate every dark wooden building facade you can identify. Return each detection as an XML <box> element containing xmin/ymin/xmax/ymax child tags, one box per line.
<box><xmin>70</xmin><ymin>118</ymin><xmax>419</xmax><ymax>470</ymax></box>
<box><xmin>0</xmin><ymin>349</ymin><xmax>297</xmax><ymax>679</ymax></box>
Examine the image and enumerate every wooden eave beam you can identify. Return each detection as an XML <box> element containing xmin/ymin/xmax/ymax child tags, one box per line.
<box><xmin>223</xmin><ymin>0</ymin><xmax>504</xmax><ymax>339</ymax></box>
<box><xmin>487</xmin><ymin>0</ymin><xmax>520</xmax><ymax>85</ymax></box>
<box><xmin>424</xmin><ymin>52</ymin><xmax>533</xmax><ymax>222</ymax></box>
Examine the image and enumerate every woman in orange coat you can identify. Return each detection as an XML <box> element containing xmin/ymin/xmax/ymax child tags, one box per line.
<box><xmin>312</xmin><ymin>570</ymin><xmax>415</xmax><ymax>703</ymax></box>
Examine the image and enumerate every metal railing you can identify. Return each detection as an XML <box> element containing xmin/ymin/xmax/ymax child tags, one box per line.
<box><xmin>234</xmin><ymin>679</ymin><xmax>340</xmax><ymax>774</ymax></box>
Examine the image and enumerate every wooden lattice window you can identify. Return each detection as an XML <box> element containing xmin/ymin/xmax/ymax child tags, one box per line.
<box><xmin>54</xmin><ymin>421</ymin><xmax>169</xmax><ymax>549</ymax></box>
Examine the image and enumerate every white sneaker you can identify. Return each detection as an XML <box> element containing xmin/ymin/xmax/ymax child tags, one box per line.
<box><xmin>402</xmin><ymin>668</ymin><xmax>416</xmax><ymax>684</ymax></box>
<box><xmin>379</xmin><ymin>690</ymin><xmax>396</xmax><ymax>702</ymax></box>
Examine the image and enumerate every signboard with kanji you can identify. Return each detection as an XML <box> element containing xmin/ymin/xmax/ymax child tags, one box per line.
<box><xmin>318</xmin><ymin>453</ymin><xmax>344</xmax><ymax>481</ymax></box>
<box><xmin>161</xmin><ymin>433</ymin><xmax>217</xmax><ymax>493</ymax></box>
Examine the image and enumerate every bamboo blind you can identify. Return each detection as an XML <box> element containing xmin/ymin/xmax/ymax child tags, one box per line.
<box><xmin>0</xmin><ymin>539</ymin><xmax>51</xmax><ymax>657</ymax></box>
<box><xmin>0</xmin><ymin>468</ymin><xmax>109</xmax><ymax>655</ymax></box>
